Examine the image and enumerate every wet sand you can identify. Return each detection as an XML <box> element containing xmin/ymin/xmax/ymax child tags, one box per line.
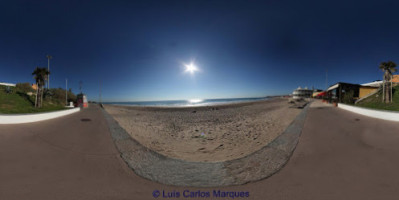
<box><xmin>103</xmin><ymin>98</ymin><xmax>302</xmax><ymax>162</ymax></box>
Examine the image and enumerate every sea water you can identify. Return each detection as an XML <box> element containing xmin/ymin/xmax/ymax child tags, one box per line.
<box><xmin>103</xmin><ymin>97</ymin><xmax>270</xmax><ymax>107</ymax></box>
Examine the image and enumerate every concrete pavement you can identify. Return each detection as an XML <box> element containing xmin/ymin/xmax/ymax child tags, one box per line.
<box><xmin>1</xmin><ymin>103</ymin><xmax>399</xmax><ymax>199</ymax></box>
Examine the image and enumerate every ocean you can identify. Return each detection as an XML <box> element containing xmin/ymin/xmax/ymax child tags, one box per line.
<box><xmin>103</xmin><ymin>97</ymin><xmax>270</xmax><ymax>107</ymax></box>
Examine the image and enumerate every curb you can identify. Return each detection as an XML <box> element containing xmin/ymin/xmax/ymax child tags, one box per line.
<box><xmin>338</xmin><ymin>103</ymin><xmax>399</xmax><ymax>122</ymax></box>
<box><xmin>102</xmin><ymin>103</ymin><xmax>310</xmax><ymax>187</ymax></box>
<box><xmin>0</xmin><ymin>108</ymin><xmax>81</xmax><ymax>124</ymax></box>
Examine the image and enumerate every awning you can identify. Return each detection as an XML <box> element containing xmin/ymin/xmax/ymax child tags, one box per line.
<box><xmin>316</xmin><ymin>91</ymin><xmax>327</xmax><ymax>97</ymax></box>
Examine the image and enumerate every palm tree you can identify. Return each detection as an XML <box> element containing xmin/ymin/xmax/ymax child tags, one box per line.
<box><xmin>379</xmin><ymin>61</ymin><xmax>397</xmax><ymax>103</ymax></box>
<box><xmin>32</xmin><ymin>67</ymin><xmax>50</xmax><ymax>108</ymax></box>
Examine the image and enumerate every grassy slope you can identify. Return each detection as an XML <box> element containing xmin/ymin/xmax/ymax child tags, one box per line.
<box><xmin>0</xmin><ymin>86</ymin><xmax>67</xmax><ymax>114</ymax></box>
<box><xmin>356</xmin><ymin>85</ymin><xmax>399</xmax><ymax>111</ymax></box>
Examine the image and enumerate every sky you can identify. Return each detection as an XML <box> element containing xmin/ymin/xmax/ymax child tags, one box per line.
<box><xmin>1</xmin><ymin>0</ymin><xmax>399</xmax><ymax>102</ymax></box>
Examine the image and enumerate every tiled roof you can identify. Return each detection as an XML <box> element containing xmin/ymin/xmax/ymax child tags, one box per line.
<box><xmin>392</xmin><ymin>75</ymin><xmax>399</xmax><ymax>83</ymax></box>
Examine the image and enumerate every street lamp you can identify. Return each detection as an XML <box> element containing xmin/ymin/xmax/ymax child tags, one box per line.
<box><xmin>66</xmin><ymin>79</ymin><xmax>68</xmax><ymax>106</ymax></box>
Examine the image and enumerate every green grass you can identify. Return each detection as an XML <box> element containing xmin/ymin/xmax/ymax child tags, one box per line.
<box><xmin>356</xmin><ymin>85</ymin><xmax>399</xmax><ymax>111</ymax></box>
<box><xmin>0</xmin><ymin>85</ymin><xmax>67</xmax><ymax>114</ymax></box>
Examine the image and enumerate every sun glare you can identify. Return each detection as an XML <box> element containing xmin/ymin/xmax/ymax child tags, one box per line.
<box><xmin>184</xmin><ymin>62</ymin><xmax>198</xmax><ymax>74</ymax></box>
<box><xmin>189</xmin><ymin>99</ymin><xmax>203</xmax><ymax>103</ymax></box>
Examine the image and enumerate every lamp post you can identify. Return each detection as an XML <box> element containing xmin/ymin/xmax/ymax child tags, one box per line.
<box><xmin>325</xmin><ymin>69</ymin><xmax>328</xmax><ymax>90</ymax></box>
<box><xmin>79</xmin><ymin>81</ymin><xmax>83</xmax><ymax>95</ymax></box>
<box><xmin>391</xmin><ymin>74</ymin><xmax>393</xmax><ymax>103</ymax></box>
<box><xmin>46</xmin><ymin>55</ymin><xmax>52</xmax><ymax>89</ymax></box>
<box><xmin>99</xmin><ymin>80</ymin><xmax>102</xmax><ymax>104</ymax></box>
<box><xmin>66</xmin><ymin>79</ymin><xmax>68</xmax><ymax>106</ymax></box>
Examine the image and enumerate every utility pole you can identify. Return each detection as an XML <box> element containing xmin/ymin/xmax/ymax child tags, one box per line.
<box><xmin>325</xmin><ymin>69</ymin><xmax>328</xmax><ymax>90</ymax></box>
<box><xmin>391</xmin><ymin>74</ymin><xmax>393</xmax><ymax>103</ymax></box>
<box><xmin>382</xmin><ymin>73</ymin><xmax>385</xmax><ymax>103</ymax></box>
<box><xmin>99</xmin><ymin>80</ymin><xmax>102</xmax><ymax>104</ymax></box>
<box><xmin>79</xmin><ymin>81</ymin><xmax>83</xmax><ymax>94</ymax></box>
<box><xmin>66</xmin><ymin>79</ymin><xmax>68</xmax><ymax>106</ymax></box>
<box><xmin>46</xmin><ymin>55</ymin><xmax>52</xmax><ymax>89</ymax></box>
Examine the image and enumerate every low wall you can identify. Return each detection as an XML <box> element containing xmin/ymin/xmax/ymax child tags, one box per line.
<box><xmin>102</xmin><ymin>104</ymin><xmax>310</xmax><ymax>187</ymax></box>
<box><xmin>338</xmin><ymin>103</ymin><xmax>399</xmax><ymax>122</ymax></box>
<box><xmin>0</xmin><ymin>108</ymin><xmax>80</xmax><ymax>124</ymax></box>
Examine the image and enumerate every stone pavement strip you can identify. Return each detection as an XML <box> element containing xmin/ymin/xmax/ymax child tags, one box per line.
<box><xmin>102</xmin><ymin>102</ymin><xmax>309</xmax><ymax>187</ymax></box>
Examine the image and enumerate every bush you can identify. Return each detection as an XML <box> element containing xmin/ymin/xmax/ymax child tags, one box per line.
<box><xmin>342</xmin><ymin>90</ymin><xmax>355</xmax><ymax>104</ymax></box>
<box><xmin>16</xmin><ymin>83</ymin><xmax>34</xmax><ymax>93</ymax></box>
<box><xmin>67</xmin><ymin>89</ymin><xmax>77</xmax><ymax>102</ymax></box>
<box><xmin>46</xmin><ymin>88</ymin><xmax>77</xmax><ymax>103</ymax></box>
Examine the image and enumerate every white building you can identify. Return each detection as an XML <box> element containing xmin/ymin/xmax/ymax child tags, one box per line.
<box><xmin>0</xmin><ymin>82</ymin><xmax>16</xmax><ymax>87</ymax></box>
<box><xmin>292</xmin><ymin>87</ymin><xmax>313</xmax><ymax>99</ymax></box>
<box><xmin>361</xmin><ymin>80</ymin><xmax>383</xmax><ymax>87</ymax></box>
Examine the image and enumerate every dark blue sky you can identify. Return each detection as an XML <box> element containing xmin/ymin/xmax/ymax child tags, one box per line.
<box><xmin>1</xmin><ymin>0</ymin><xmax>398</xmax><ymax>101</ymax></box>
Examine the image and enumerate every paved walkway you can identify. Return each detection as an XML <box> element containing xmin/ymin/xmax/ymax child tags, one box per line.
<box><xmin>1</xmin><ymin>103</ymin><xmax>399</xmax><ymax>199</ymax></box>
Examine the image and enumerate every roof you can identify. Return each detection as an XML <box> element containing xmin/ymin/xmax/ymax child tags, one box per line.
<box><xmin>294</xmin><ymin>86</ymin><xmax>312</xmax><ymax>91</ymax></box>
<box><xmin>361</xmin><ymin>80</ymin><xmax>383</xmax><ymax>87</ymax></box>
<box><xmin>392</xmin><ymin>75</ymin><xmax>399</xmax><ymax>83</ymax></box>
<box><xmin>327</xmin><ymin>83</ymin><xmax>339</xmax><ymax>91</ymax></box>
<box><xmin>360</xmin><ymin>85</ymin><xmax>379</xmax><ymax>88</ymax></box>
<box><xmin>327</xmin><ymin>82</ymin><xmax>362</xmax><ymax>91</ymax></box>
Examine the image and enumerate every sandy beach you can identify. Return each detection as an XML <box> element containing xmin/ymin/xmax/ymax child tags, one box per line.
<box><xmin>103</xmin><ymin>98</ymin><xmax>302</xmax><ymax>162</ymax></box>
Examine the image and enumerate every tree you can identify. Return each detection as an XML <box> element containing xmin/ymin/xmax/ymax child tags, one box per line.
<box><xmin>48</xmin><ymin>88</ymin><xmax>77</xmax><ymax>103</ymax></box>
<box><xmin>32</xmin><ymin>67</ymin><xmax>50</xmax><ymax>108</ymax></box>
<box><xmin>379</xmin><ymin>61</ymin><xmax>397</xmax><ymax>103</ymax></box>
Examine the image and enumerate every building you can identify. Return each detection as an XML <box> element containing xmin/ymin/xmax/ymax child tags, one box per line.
<box><xmin>0</xmin><ymin>82</ymin><xmax>16</xmax><ymax>87</ymax></box>
<box><xmin>31</xmin><ymin>84</ymin><xmax>38</xmax><ymax>90</ymax></box>
<box><xmin>327</xmin><ymin>82</ymin><xmax>379</xmax><ymax>103</ymax></box>
<box><xmin>359</xmin><ymin>86</ymin><xmax>379</xmax><ymax>98</ymax></box>
<box><xmin>361</xmin><ymin>80</ymin><xmax>383</xmax><ymax>87</ymax></box>
<box><xmin>292</xmin><ymin>87</ymin><xmax>313</xmax><ymax>99</ymax></box>
<box><xmin>392</xmin><ymin>75</ymin><xmax>399</xmax><ymax>83</ymax></box>
<box><xmin>362</xmin><ymin>76</ymin><xmax>399</xmax><ymax>86</ymax></box>
<box><xmin>76</xmin><ymin>93</ymin><xmax>88</xmax><ymax>108</ymax></box>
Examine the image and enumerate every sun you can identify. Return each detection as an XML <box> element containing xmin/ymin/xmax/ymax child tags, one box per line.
<box><xmin>184</xmin><ymin>62</ymin><xmax>198</xmax><ymax>74</ymax></box>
